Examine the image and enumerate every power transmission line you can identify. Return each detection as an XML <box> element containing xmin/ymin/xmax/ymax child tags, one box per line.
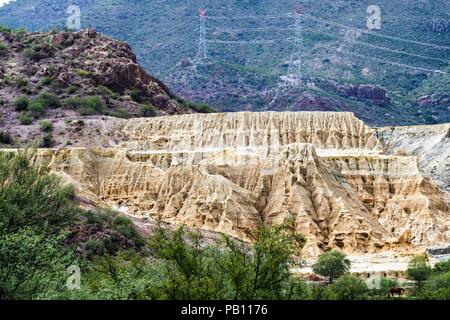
<box><xmin>209</xmin><ymin>26</ymin><xmax>296</xmax><ymax>33</ymax></box>
<box><xmin>196</xmin><ymin>9</ymin><xmax>208</xmax><ymax>61</ymax></box>
<box><xmin>301</xmin><ymin>13</ymin><xmax>450</xmax><ymax>51</ymax></box>
<box><xmin>207</xmin><ymin>39</ymin><xmax>293</xmax><ymax>44</ymax></box>
<box><xmin>302</xmin><ymin>38</ymin><xmax>448</xmax><ymax>74</ymax></box>
<box><xmin>206</xmin><ymin>14</ymin><xmax>292</xmax><ymax>20</ymax></box>
<box><xmin>299</xmin><ymin>25</ymin><xmax>450</xmax><ymax>63</ymax></box>
<box><xmin>286</xmin><ymin>9</ymin><xmax>305</xmax><ymax>85</ymax></box>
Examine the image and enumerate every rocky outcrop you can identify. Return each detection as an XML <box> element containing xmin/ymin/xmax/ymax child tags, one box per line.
<box><xmin>321</xmin><ymin>80</ymin><xmax>391</xmax><ymax>106</ymax></box>
<box><xmin>23</xmin><ymin>112</ymin><xmax>450</xmax><ymax>257</ymax></box>
<box><xmin>0</xmin><ymin>28</ymin><xmax>191</xmax><ymax>138</ymax></box>
<box><xmin>376</xmin><ymin>123</ymin><xmax>450</xmax><ymax>200</ymax></box>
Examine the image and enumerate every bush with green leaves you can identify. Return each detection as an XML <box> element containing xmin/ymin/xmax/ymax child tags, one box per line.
<box><xmin>0</xmin><ymin>151</ymin><xmax>79</xmax><ymax>234</ymax></box>
<box><xmin>312</xmin><ymin>250</ymin><xmax>351</xmax><ymax>284</ymax></box>
<box><xmin>14</xmin><ymin>96</ymin><xmax>30</xmax><ymax>111</ymax></box>
<box><xmin>149</xmin><ymin>223</ymin><xmax>305</xmax><ymax>300</ymax></box>
<box><xmin>0</xmin><ymin>132</ymin><xmax>13</xmax><ymax>145</ymax></box>
<box><xmin>40</xmin><ymin>77</ymin><xmax>54</xmax><ymax>86</ymax></box>
<box><xmin>326</xmin><ymin>275</ymin><xmax>368</xmax><ymax>300</ymax></box>
<box><xmin>39</xmin><ymin>120</ymin><xmax>54</xmax><ymax>132</ymax></box>
<box><xmin>433</xmin><ymin>259</ymin><xmax>450</xmax><ymax>275</ymax></box>
<box><xmin>16</xmin><ymin>78</ymin><xmax>28</xmax><ymax>89</ymax></box>
<box><xmin>76</xmin><ymin>69</ymin><xmax>92</xmax><ymax>77</ymax></box>
<box><xmin>0</xmin><ymin>228</ymin><xmax>76</xmax><ymax>299</ymax></box>
<box><xmin>64</xmin><ymin>96</ymin><xmax>106</xmax><ymax>115</ymax></box>
<box><xmin>40</xmin><ymin>134</ymin><xmax>54</xmax><ymax>148</ymax></box>
<box><xmin>129</xmin><ymin>88</ymin><xmax>144</xmax><ymax>103</ymax></box>
<box><xmin>36</xmin><ymin>92</ymin><xmax>62</xmax><ymax>109</ymax></box>
<box><xmin>24</xmin><ymin>44</ymin><xmax>46</xmax><ymax>61</ymax></box>
<box><xmin>108</xmin><ymin>108</ymin><xmax>132</xmax><ymax>119</ymax></box>
<box><xmin>407</xmin><ymin>255</ymin><xmax>432</xmax><ymax>287</ymax></box>
<box><xmin>0</xmin><ymin>41</ymin><xmax>8</xmax><ymax>57</ymax></box>
<box><xmin>418</xmin><ymin>271</ymin><xmax>450</xmax><ymax>299</ymax></box>
<box><xmin>141</xmin><ymin>103</ymin><xmax>157</xmax><ymax>117</ymax></box>
<box><xmin>0</xmin><ymin>151</ymin><xmax>81</xmax><ymax>299</ymax></box>
<box><xmin>28</xmin><ymin>100</ymin><xmax>46</xmax><ymax>117</ymax></box>
<box><xmin>18</xmin><ymin>112</ymin><xmax>33</xmax><ymax>125</ymax></box>
<box><xmin>68</xmin><ymin>85</ymin><xmax>78</xmax><ymax>94</ymax></box>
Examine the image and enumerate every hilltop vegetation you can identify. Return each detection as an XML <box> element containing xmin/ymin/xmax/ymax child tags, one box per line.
<box><xmin>0</xmin><ymin>0</ymin><xmax>449</xmax><ymax>125</ymax></box>
<box><xmin>0</xmin><ymin>26</ymin><xmax>215</xmax><ymax>147</ymax></box>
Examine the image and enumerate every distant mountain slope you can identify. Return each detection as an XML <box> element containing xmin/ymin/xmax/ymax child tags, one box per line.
<box><xmin>1</xmin><ymin>0</ymin><xmax>449</xmax><ymax>125</ymax></box>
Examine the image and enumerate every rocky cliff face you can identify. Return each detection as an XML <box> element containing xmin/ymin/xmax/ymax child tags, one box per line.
<box><xmin>376</xmin><ymin>123</ymin><xmax>450</xmax><ymax>201</ymax></box>
<box><xmin>0</xmin><ymin>28</ymin><xmax>196</xmax><ymax>148</ymax></box>
<box><xmin>28</xmin><ymin>112</ymin><xmax>450</xmax><ymax>257</ymax></box>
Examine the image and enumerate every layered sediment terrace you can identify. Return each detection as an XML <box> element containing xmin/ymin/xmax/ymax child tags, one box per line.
<box><xmin>7</xmin><ymin>112</ymin><xmax>449</xmax><ymax>257</ymax></box>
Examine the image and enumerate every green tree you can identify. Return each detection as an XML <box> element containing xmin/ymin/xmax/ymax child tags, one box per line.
<box><xmin>407</xmin><ymin>255</ymin><xmax>431</xmax><ymax>287</ymax></box>
<box><xmin>0</xmin><ymin>151</ymin><xmax>79</xmax><ymax>235</ymax></box>
<box><xmin>149</xmin><ymin>226</ymin><xmax>226</xmax><ymax>299</ymax></box>
<box><xmin>312</xmin><ymin>250</ymin><xmax>351</xmax><ymax>284</ymax></box>
<box><xmin>0</xmin><ymin>151</ymin><xmax>81</xmax><ymax>299</ymax></box>
<box><xmin>418</xmin><ymin>271</ymin><xmax>450</xmax><ymax>300</ymax></box>
<box><xmin>0</xmin><ymin>228</ymin><xmax>75</xmax><ymax>299</ymax></box>
<box><xmin>327</xmin><ymin>275</ymin><xmax>368</xmax><ymax>300</ymax></box>
<box><xmin>218</xmin><ymin>225</ymin><xmax>305</xmax><ymax>300</ymax></box>
<box><xmin>79</xmin><ymin>251</ymin><xmax>160</xmax><ymax>300</ymax></box>
<box><xmin>433</xmin><ymin>259</ymin><xmax>450</xmax><ymax>275</ymax></box>
<box><xmin>149</xmin><ymin>224</ymin><xmax>305</xmax><ymax>300</ymax></box>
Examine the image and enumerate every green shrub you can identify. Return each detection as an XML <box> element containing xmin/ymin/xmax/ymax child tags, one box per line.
<box><xmin>95</xmin><ymin>85</ymin><xmax>114</xmax><ymax>97</ymax></box>
<box><xmin>68</xmin><ymin>85</ymin><xmax>78</xmax><ymax>94</ymax></box>
<box><xmin>129</xmin><ymin>88</ymin><xmax>144</xmax><ymax>103</ymax></box>
<box><xmin>40</xmin><ymin>133</ymin><xmax>54</xmax><ymax>148</ymax></box>
<box><xmin>16</xmin><ymin>78</ymin><xmax>28</xmax><ymax>89</ymax></box>
<box><xmin>176</xmin><ymin>97</ymin><xmax>217</xmax><ymax>113</ymax></box>
<box><xmin>65</xmin><ymin>96</ymin><xmax>105</xmax><ymax>115</ymax></box>
<box><xmin>0</xmin><ymin>42</ymin><xmax>8</xmax><ymax>57</ymax></box>
<box><xmin>190</xmin><ymin>102</ymin><xmax>217</xmax><ymax>113</ymax></box>
<box><xmin>40</xmin><ymin>77</ymin><xmax>54</xmax><ymax>86</ymax></box>
<box><xmin>15</xmin><ymin>96</ymin><xmax>30</xmax><ymax>111</ymax></box>
<box><xmin>328</xmin><ymin>275</ymin><xmax>368</xmax><ymax>300</ymax></box>
<box><xmin>0</xmin><ymin>151</ymin><xmax>79</xmax><ymax>299</ymax></box>
<box><xmin>141</xmin><ymin>103</ymin><xmax>157</xmax><ymax>117</ymax></box>
<box><xmin>108</xmin><ymin>108</ymin><xmax>132</xmax><ymax>119</ymax></box>
<box><xmin>433</xmin><ymin>259</ymin><xmax>450</xmax><ymax>275</ymax></box>
<box><xmin>36</xmin><ymin>92</ymin><xmax>62</xmax><ymax>109</ymax></box>
<box><xmin>24</xmin><ymin>44</ymin><xmax>43</xmax><ymax>61</ymax></box>
<box><xmin>112</xmin><ymin>215</ymin><xmax>144</xmax><ymax>247</ymax></box>
<box><xmin>82</xmin><ymin>211</ymin><xmax>104</xmax><ymax>226</ymax></box>
<box><xmin>85</xmin><ymin>240</ymin><xmax>105</xmax><ymax>259</ymax></box>
<box><xmin>0</xmin><ymin>131</ymin><xmax>13</xmax><ymax>144</ymax></box>
<box><xmin>28</xmin><ymin>100</ymin><xmax>46</xmax><ymax>117</ymax></box>
<box><xmin>419</xmin><ymin>271</ymin><xmax>450</xmax><ymax>299</ymax></box>
<box><xmin>39</xmin><ymin>120</ymin><xmax>54</xmax><ymax>132</ymax></box>
<box><xmin>77</xmin><ymin>69</ymin><xmax>92</xmax><ymax>77</ymax></box>
<box><xmin>18</xmin><ymin>113</ymin><xmax>33</xmax><ymax>125</ymax></box>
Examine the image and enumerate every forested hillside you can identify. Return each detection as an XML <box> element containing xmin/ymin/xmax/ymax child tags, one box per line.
<box><xmin>0</xmin><ymin>0</ymin><xmax>449</xmax><ymax>124</ymax></box>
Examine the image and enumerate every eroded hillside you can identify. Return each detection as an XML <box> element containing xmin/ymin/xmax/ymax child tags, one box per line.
<box><xmin>22</xmin><ymin>111</ymin><xmax>450</xmax><ymax>257</ymax></box>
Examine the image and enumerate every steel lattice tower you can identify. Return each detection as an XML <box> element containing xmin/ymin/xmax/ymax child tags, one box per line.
<box><xmin>287</xmin><ymin>7</ymin><xmax>304</xmax><ymax>85</ymax></box>
<box><xmin>196</xmin><ymin>9</ymin><xmax>208</xmax><ymax>61</ymax></box>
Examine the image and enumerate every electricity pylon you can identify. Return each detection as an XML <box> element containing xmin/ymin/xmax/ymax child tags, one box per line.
<box><xmin>287</xmin><ymin>6</ymin><xmax>305</xmax><ymax>85</ymax></box>
<box><xmin>196</xmin><ymin>9</ymin><xmax>208</xmax><ymax>62</ymax></box>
